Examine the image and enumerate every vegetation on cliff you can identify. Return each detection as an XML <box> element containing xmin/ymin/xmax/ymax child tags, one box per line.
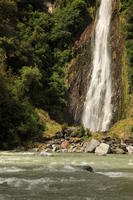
<box><xmin>121</xmin><ymin>0</ymin><xmax>133</xmax><ymax>93</ymax></box>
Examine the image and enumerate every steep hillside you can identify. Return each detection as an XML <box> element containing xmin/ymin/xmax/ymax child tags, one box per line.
<box><xmin>67</xmin><ymin>0</ymin><xmax>129</xmax><ymax>127</ymax></box>
<box><xmin>0</xmin><ymin>0</ymin><xmax>132</xmax><ymax>149</ymax></box>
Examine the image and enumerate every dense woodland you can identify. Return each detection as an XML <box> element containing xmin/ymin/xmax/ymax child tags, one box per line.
<box><xmin>0</xmin><ymin>0</ymin><xmax>132</xmax><ymax>149</ymax></box>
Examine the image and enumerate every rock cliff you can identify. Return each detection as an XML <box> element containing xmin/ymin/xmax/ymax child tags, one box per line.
<box><xmin>67</xmin><ymin>0</ymin><xmax>128</xmax><ymax>128</ymax></box>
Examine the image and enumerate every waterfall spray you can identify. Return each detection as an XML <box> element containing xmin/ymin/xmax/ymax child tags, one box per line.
<box><xmin>82</xmin><ymin>0</ymin><xmax>112</xmax><ymax>132</ymax></box>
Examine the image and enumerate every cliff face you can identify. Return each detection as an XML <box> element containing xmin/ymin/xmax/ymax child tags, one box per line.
<box><xmin>110</xmin><ymin>0</ymin><xmax>128</xmax><ymax>123</ymax></box>
<box><xmin>67</xmin><ymin>0</ymin><xmax>128</xmax><ymax>127</ymax></box>
<box><xmin>67</xmin><ymin>24</ymin><xmax>95</xmax><ymax>124</ymax></box>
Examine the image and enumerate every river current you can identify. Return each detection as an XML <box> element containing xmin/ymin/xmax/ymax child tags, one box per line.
<box><xmin>0</xmin><ymin>152</ymin><xmax>133</xmax><ymax>200</ymax></box>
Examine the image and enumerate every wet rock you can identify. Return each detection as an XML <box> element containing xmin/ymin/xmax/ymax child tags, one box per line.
<box><xmin>85</xmin><ymin>139</ymin><xmax>100</xmax><ymax>153</ymax></box>
<box><xmin>81</xmin><ymin>165</ymin><xmax>94</xmax><ymax>173</ymax></box>
<box><xmin>40</xmin><ymin>150</ymin><xmax>52</xmax><ymax>156</ymax></box>
<box><xmin>61</xmin><ymin>149</ymin><xmax>68</xmax><ymax>153</ymax></box>
<box><xmin>15</xmin><ymin>146</ymin><xmax>25</xmax><ymax>152</ymax></box>
<box><xmin>30</xmin><ymin>148</ymin><xmax>39</xmax><ymax>152</ymax></box>
<box><xmin>95</xmin><ymin>143</ymin><xmax>110</xmax><ymax>156</ymax></box>
<box><xmin>45</xmin><ymin>148</ymin><xmax>52</xmax><ymax>153</ymax></box>
<box><xmin>60</xmin><ymin>140</ymin><xmax>69</xmax><ymax>149</ymax></box>
<box><xmin>126</xmin><ymin>146</ymin><xmax>133</xmax><ymax>154</ymax></box>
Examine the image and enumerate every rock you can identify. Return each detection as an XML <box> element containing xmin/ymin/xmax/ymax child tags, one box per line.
<box><xmin>68</xmin><ymin>145</ymin><xmax>74</xmax><ymax>153</ymax></box>
<box><xmin>72</xmin><ymin>147</ymin><xmax>78</xmax><ymax>153</ymax></box>
<box><xmin>51</xmin><ymin>145</ymin><xmax>57</xmax><ymax>152</ymax></box>
<box><xmin>15</xmin><ymin>146</ymin><xmax>25</xmax><ymax>152</ymax></box>
<box><xmin>81</xmin><ymin>165</ymin><xmax>94</xmax><ymax>173</ymax></box>
<box><xmin>45</xmin><ymin>148</ymin><xmax>52</xmax><ymax>153</ymax></box>
<box><xmin>102</xmin><ymin>136</ymin><xmax>111</xmax><ymax>142</ymax></box>
<box><xmin>60</xmin><ymin>140</ymin><xmax>69</xmax><ymax>149</ymax></box>
<box><xmin>76</xmin><ymin>149</ymin><xmax>84</xmax><ymax>153</ymax></box>
<box><xmin>85</xmin><ymin>139</ymin><xmax>100</xmax><ymax>153</ymax></box>
<box><xmin>124</xmin><ymin>138</ymin><xmax>133</xmax><ymax>145</ymax></box>
<box><xmin>126</xmin><ymin>146</ymin><xmax>133</xmax><ymax>154</ymax></box>
<box><xmin>30</xmin><ymin>148</ymin><xmax>39</xmax><ymax>152</ymax></box>
<box><xmin>46</xmin><ymin>143</ymin><xmax>52</xmax><ymax>149</ymax></box>
<box><xmin>55</xmin><ymin>132</ymin><xmax>64</xmax><ymax>139</ymax></box>
<box><xmin>56</xmin><ymin>149</ymin><xmax>61</xmax><ymax>153</ymax></box>
<box><xmin>63</xmin><ymin>127</ymin><xmax>76</xmax><ymax>137</ymax></box>
<box><xmin>61</xmin><ymin>149</ymin><xmax>68</xmax><ymax>153</ymax></box>
<box><xmin>95</xmin><ymin>143</ymin><xmax>110</xmax><ymax>156</ymax></box>
<box><xmin>40</xmin><ymin>150</ymin><xmax>52</xmax><ymax>156</ymax></box>
<box><xmin>115</xmin><ymin>147</ymin><xmax>125</xmax><ymax>154</ymax></box>
<box><xmin>52</xmin><ymin>144</ymin><xmax>59</xmax><ymax>152</ymax></box>
<box><xmin>69</xmin><ymin>138</ymin><xmax>81</xmax><ymax>143</ymax></box>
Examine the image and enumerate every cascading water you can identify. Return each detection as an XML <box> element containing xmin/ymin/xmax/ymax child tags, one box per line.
<box><xmin>82</xmin><ymin>0</ymin><xmax>112</xmax><ymax>132</ymax></box>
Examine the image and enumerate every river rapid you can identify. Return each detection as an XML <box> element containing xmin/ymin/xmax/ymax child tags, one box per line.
<box><xmin>0</xmin><ymin>152</ymin><xmax>133</xmax><ymax>200</ymax></box>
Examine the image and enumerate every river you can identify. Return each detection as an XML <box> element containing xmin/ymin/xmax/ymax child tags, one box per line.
<box><xmin>0</xmin><ymin>152</ymin><xmax>133</xmax><ymax>200</ymax></box>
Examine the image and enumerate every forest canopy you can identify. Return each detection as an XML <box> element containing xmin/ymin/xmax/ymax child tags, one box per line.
<box><xmin>0</xmin><ymin>0</ymin><xmax>95</xmax><ymax>149</ymax></box>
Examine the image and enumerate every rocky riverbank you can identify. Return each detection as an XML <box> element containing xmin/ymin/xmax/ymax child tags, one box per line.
<box><xmin>24</xmin><ymin>126</ymin><xmax>133</xmax><ymax>156</ymax></box>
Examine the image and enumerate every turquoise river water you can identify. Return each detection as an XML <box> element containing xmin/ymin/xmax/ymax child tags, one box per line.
<box><xmin>0</xmin><ymin>152</ymin><xmax>133</xmax><ymax>200</ymax></box>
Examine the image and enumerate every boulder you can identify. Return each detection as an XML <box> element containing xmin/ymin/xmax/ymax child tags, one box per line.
<box><xmin>60</xmin><ymin>140</ymin><xmax>69</xmax><ymax>149</ymax></box>
<box><xmin>85</xmin><ymin>139</ymin><xmax>100</xmax><ymax>153</ymax></box>
<box><xmin>61</xmin><ymin>149</ymin><xmax>68</xmax><ymax>153</ymax></box>
<box><xmin>95</xmin><ymin>143</ymin><xmax>110</xmax><ymax>156</ymax></box>
<box><xmin>115</xmin><ymin>147</ymin><xmax>125</xmax><ymax>154</ymax></box>
<box><xmin>126</xmin><ymin>146</ymin><xmax>133</xmax><ymax>154</ymax></box>
<box><xmin>81</xmin><ymin>165</ymin><xmax>94</xmax><ymax>173</ymax></box>
<box><xmin>52</xmin><ymin>144</ymin><xmax>59</xmax><ymax>152</ymax></box>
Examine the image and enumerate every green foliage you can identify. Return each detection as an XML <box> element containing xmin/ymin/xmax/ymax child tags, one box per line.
<box><xmin>62</xmin><ymin>123</ymin><xmax>68</xmax><ymax>132</ymax></box>
<box><xmin>51</xmin><ymin>0</ymin><xmax>90</xmax><ymax>48</ymax></box>
<box><xmin>120</xmin><ymin>0</ymin><xmax>133</xmax><ymax>93</ymax></box>
<box><xmin>0</xmin><ymin>0</ymin><xmax>97</xmax><ymax>148</ymax></box>
<box><xmin>0</xmin><ymin>0</ymin><xmax>17</xmax><ymax>36</ymax></box>
<box><xmin>71</xmin><ymin>125</ymin><xmax>85</xmax><ymax>138</ymax></box>
<box><xmin>85</xmin><ymin>128</ymin><xmax>92</xmax><ymax>137</ymax></box>
<box><xmin>13</xmin><ymin>66</ymin><xmax>42</xmax><ymax>105</ymax></box>
<box><xmin>0</xmin><ymin>74</ymin><xmax>43</xmax><ymax>149</ymax></box>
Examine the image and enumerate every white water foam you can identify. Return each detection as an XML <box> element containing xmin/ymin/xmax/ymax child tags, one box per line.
<box><xmin>0</xmin><ymin>166</ymin><xmax>25</xmax><ymax>173</ymax></box>
<box><xmin>97</xmin><ymin>171</ymin><xmax>133</xmax><ymax>178</ymax></box>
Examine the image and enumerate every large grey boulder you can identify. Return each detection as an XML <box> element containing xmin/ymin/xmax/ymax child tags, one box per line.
<box><xmin>126</xmin><ymin>146</ymin><xmax>133</xmax><ymax>154</ymax></box>
<box><xmin>95</xmin><ymin>143</ymin><xmax>110</xmax><ymax>156</ymax></box>
<box><xmin>85</xmin><ymin>139</ymin><xmax>100</xmax><ymax>153</ymax></box>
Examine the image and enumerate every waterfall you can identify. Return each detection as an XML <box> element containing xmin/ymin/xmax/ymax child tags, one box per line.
<box><xmin>82</xmin><ymin>0</ymin><xmax>112</xmax><ymax>132</ymax></box>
